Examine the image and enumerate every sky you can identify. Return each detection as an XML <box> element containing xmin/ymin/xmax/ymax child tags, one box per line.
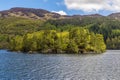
<box><xmin>0</xmin><ymin>0</ymin><xmax>120</xmax><ymax>16</ymax></box>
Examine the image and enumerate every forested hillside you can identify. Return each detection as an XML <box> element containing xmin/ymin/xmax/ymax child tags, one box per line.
<box><xmin>0</xmin><ymin>17</ymin><xmax>44</xmax><ymax>48</ymax></box>
<box><xmin>0</xmin><ymin>7</ymin><xmax>120</xmax><ymax>52</ymax></box>
<box><xmin>45</xmin><ymin>17</ymin><xmax>120</xmax><ymax>49</ymax></box>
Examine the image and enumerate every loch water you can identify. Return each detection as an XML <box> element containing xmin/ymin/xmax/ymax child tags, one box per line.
<box><xmin>0</xmin><ymin>50</ymin><xmax>120</xmax><ymax>80</ymax></box>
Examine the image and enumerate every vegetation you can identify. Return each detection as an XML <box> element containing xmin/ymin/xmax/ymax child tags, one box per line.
<box><xmin>44</xmin><ymin>17</ymin><xmax>120</xmax><ymax>49</ymax></box>
<box><xmin>0</xmin><ymin>17</ymin><xmax>43</xmax><ymax>35</ymax></box>
<box><xmin>9</xmin><ymin>28</ymin><xmax>106</xmax><ymax>53</ymax></box>
<box><xmin>0</xmin><ymin>16</ymin><xmax>120</xmax><ymax>53</ymax></box>
<box><xmin>0</xmin><ymin>17</ymin><xmax>43</xmax><ymax>49</ymax></box>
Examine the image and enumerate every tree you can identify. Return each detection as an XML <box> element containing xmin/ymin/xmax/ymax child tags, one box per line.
<box><xmin>10</xmin><ymin>35</ymin><xmax>23</xmax><ymax>51</ymax></box>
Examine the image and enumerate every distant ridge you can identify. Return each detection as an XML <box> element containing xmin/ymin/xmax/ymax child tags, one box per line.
<box><xmin>0</xmin><ymin>7</ymin><xmax>120</xmax><ymax>20</ymax></box>
<box><xmin>0</xmin><ymin>7</ymin><xmax>62</xmax><ymax>20</ymax></box>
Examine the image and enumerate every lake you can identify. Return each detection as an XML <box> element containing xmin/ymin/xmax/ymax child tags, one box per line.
<box><xmin>0</xmin><ymin>50</ymin><xmax>120</xmax><ymax>80</ymax></box>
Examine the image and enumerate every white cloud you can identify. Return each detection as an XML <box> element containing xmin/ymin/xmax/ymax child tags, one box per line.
<box><xmin>64</xmin><ymin>0</ymin><xmax>120</xmax><ymax>12</ymax></box>
<box><xmin>52</xmin><ymin>10</ymin><xmax>67</xmax><ymax>15</ymax></box>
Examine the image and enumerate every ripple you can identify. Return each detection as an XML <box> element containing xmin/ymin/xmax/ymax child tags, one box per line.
<box><xmin>0</xmin><ymin>50</ymin><xmax>120</xmax><ymax>80</ymax></box>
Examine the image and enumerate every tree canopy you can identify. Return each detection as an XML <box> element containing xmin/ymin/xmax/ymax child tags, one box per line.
<box><xmin>10</xmin><ymin>28</ymin><xmax>106</xmax><ymax>53</ymax></box>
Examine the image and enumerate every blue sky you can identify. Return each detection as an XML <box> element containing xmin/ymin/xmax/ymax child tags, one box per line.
<box><xmin>0</xmin><ymin>0</ymin><xmax>120</xmax><ymax>16</ymax></box>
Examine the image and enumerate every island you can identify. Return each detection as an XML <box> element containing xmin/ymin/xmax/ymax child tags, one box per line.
<box><xmin>10</xmin><ymin>27</ymin><xmax>106</xmax><ymax>54</ymax></box>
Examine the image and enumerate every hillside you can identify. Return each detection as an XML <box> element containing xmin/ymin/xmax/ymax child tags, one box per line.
<box><xmin>0</xmin><ymin>7</ymin><xmax>120</xmax><ymax>50</ymax></box>
<box><xmin>0</xmin><ymin>7</ymin><xmax>65</xmax><ymax>20</ymax></box>
<box><xmin>1</xmin><ymin>7</ymin><xmax>120</xmax><ymax>20</ymax></box>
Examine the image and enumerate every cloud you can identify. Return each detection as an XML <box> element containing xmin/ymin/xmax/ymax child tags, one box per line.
<box><xmin>64</xmin><ymin>0</ymin><xmax>120</xmax><ymax>12</ymax></box>
<box><xmin>52</xmin><ymin>10</ymin><xmax>67</xmax><ymax>15</ymax></box>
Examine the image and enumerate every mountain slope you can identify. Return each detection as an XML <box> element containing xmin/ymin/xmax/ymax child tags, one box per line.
<box><xmin>0</xmin><ymin>7</ymin><xmax>106</xmax><ymax>20</ymax></box>
<box><xmin>1</xmin><ymin>7</ymin><xmax>120</xmax><ymax>21</ymax></box>
<box><xmin>0</xmin><ymin>7</ymin><xmax>64</xmax><ymax>20</ymax></box>
<box><xmin>0</xmin><ymin>7</ymin><xmax>120</xmax><ymax>49</ymax></box>
<box><xmin>108</xmin><ymin>13</ymin><xmax>120</xmax><ymax>20</ymax></box>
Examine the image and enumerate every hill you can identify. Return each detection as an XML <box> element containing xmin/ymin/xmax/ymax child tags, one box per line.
<box><xmin>0</xmin><ymin>7</ymin><xmax>65</xmax><ymax>20</ymax></box>
<box><xmin>0</xmin><ymin>7</ymin><xmax>120</xmax><ymax>50</ymax></box>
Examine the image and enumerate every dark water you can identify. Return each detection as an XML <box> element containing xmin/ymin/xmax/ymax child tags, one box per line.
<box><xmin>0</xmin><ymin>50</ymin><xmax>120</xmax><ymax>80</ymax></box>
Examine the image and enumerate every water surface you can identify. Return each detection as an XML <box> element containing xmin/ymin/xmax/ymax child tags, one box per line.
<box><xmin>0</xmin><ymin>50</ymin><xmax>120</xmax><ymax>80</ymax></box>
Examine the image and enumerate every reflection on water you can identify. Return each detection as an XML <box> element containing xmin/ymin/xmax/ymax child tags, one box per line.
<box><xmin>0</xmin><ymin>50</ymin><xmax>120</xmax><ymax>80</ymax></box>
